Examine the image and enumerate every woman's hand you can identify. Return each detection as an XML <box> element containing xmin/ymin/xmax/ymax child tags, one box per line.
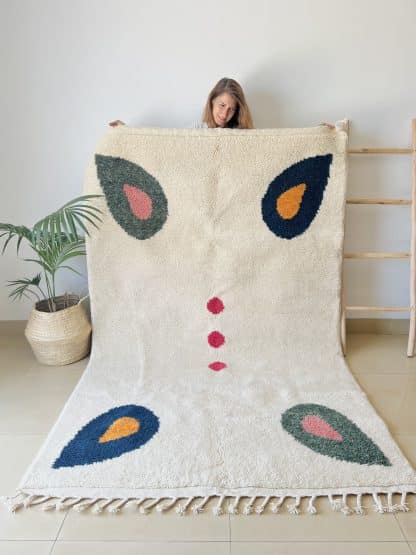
<box><xmin>320</xmin><ymin>122</ymin><xmax>335</xmax><ymax>129</ymax></box>
<box><xmin>109</xmin><ymin>120</ymin><xmax>126</xmax><ymax>127</ymax></box>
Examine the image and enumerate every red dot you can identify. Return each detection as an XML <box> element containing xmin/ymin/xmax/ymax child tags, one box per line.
<box><xmin>209</xmin><ymin>362</ymin><xmax>227</xmax><ymax>371</ymax></box>
<box><xmin>208</xmin><ymin>331</ymin><xmax>225</xmax><ymax>348</ymax></box>
<box><xmin>207</xmin><ymin>297</ymin><xmax>224</xmax><ymax>314</ymax></box>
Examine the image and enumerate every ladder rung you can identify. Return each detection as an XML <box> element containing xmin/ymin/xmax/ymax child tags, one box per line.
<box><xmin>344</xmin><ymin>252</ymin><xmax>410</xmax><ymax>259</ymax></box>
<box><xmin>346</xmin><ymin>306</ymin><xmax>410</xmax><ymax>312</ymax></box>
<box><xmin>347</xmin><ymin>199</ymin><xmax>411</xmax><ymax>205</ymax></box>
<box><xmin>348</xmin><ymin>148</ymin><xmax>414</xmax><ymax>154</ymax></box>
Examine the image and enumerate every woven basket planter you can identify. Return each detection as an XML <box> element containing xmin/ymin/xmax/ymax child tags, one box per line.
<box><xmin>25</xmin><ymin>295</ymin><xmax>92</xmax><ymax>366</ymax></box>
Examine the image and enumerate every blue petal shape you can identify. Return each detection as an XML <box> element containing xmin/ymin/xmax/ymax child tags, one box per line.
<box><xmin>262</xmin><ymin>154</ymin><xmax>333</xmax><ymax>239</ymax></box>
<box><xmin>53</xmin><ymin>405</ymin><xmax>159</xmax><ymax>468</ymax></box>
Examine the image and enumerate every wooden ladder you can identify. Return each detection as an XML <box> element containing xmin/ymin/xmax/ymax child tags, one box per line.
<box><xmin>341</xmin><ymin>119</ymin><xmax>416</xmax><ymax>357</ymax></box>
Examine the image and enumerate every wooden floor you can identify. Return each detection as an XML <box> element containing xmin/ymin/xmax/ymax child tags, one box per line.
<box><xmin>1</xmin><ymin>322</ymin><xmax>416</xmax><ymax>554</ymax></box>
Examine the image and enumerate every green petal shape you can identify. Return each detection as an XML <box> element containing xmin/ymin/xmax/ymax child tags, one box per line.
<box><xmin>95</xmin><ymin>154</ymin><xmax>168</xmax><ymax>240</ymax></box>
<box><xmin>281</xmin><ymin>403</ymin><xmax>391</xmax><ymax>466</ymax></box>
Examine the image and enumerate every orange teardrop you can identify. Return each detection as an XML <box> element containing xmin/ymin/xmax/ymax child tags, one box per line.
<box><xmin>99</xmin><ymin>417</ymin><xmax>140</xmax><ymax>443</ymax></box>
<box><xmin>276</xmin><ymin>183</ymin><xmax>307</xmax><ymax>220</ymax></box>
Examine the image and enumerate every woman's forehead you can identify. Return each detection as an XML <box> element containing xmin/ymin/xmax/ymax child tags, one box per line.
<box><xmin>214</xmin><ymin>92</ymin><xmax>237</xmax><ymax>107</ymax></box>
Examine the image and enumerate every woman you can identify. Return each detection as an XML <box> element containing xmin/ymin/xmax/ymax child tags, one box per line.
<box><xmin>193</xmin><ymin>77</ymin><xmax>254</xmax><ymax>129</ymax></box>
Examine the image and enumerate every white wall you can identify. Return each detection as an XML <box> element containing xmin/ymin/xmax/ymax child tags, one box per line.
<box><xmin>0</xmin><ymin>0</ymin><xmax>415</xmax><ymax>319</ymax></box>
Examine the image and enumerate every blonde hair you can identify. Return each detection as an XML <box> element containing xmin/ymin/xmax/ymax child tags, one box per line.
<box><xmin>202</xmin><ymin>78</ymin><xmax>254</xmax><ymax>129</ymax></box>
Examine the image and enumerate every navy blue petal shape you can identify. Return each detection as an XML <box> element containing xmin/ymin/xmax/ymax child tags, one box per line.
<box><xmin>53</xmin><ymin>405</ymin><xmax>159</xmax><ymax>468</ymax></box>
<box><xmin>261</xmin><ymin>154</ymin><xmax>333</xmax><ymax>239</ymax></box>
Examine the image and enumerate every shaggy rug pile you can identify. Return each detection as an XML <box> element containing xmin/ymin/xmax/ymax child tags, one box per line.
<box><xmin>4</xmin><ymin>124</ymin><xmax>416</xmax><ymax>516</ymax></box>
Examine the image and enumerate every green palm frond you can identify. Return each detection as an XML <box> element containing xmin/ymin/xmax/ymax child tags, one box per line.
<box><xmin>6</xmin><ymin>274</ymin><xmax>44</xmax><ymax>301</ymax></box>
<box><xmin>28</xmin><ymin>237</ymin><xmax>86</xmax><ymax>275</ymax></box>
<box><xmin>32</xmin><ymin>195</ymin><xmax>103</xmax><ymax>246</ymax></box>
<box><xmin>0</xmin><ymin>224</ymin><xmax>33</xmax><ymax>254</ymax></box>
<box><xmin>52</xmin><ymin>238</ymin><xmax>86</xmax><ymax>273</ymax></box>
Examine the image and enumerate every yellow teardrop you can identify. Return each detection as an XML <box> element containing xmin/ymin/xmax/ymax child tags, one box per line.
<box><xmin>99</xmin><ymin>417</ymin><xmax>140</xmax><ymax>443</ymax></box>
<box><xmin>276</xmin><ymin>183</ymin><xmax>307</xmax><ymax>219</ymax></box>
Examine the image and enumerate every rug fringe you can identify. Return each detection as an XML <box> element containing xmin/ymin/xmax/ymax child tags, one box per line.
<box><xmin>1</xmin><ymin>491</ymin><xmax>414</xmax><ymax>516</ymax></box>
<box><xmin>175</xmin><ymin>497</ymin><xmax>194</xmax><ymax>516</ymax></box>
<box><xmin>140</xmin><ymin>497</ymin><xmax>162</xmax><ymax>514</ymax></box>
<box><xmin>227</xmin><ymin>495</ymin><xmax>241</xmax><ymax>514</ymax></box>
<box><xmin>191</xmin><ymin>496</ymin><xmax>210</xmax><ymax>514</ymax></box>
<box><xmin>213</xmin><ymin>495</ymin><xmax>226</xmax><ymax>516</ymax></box>
<box><xmin>287</xmin><ymin>496</ymin><xmax>301</xmax><ymax>515</ymax></box>
<box><xmin>270</xmin><ymin>495</ymin><xmax>286</xmax><ymax>513</ymax></box>
<box><xmin>156</xmin><ymin>497</ymin><xmax>178</xmax><ymax>513</ymax></box>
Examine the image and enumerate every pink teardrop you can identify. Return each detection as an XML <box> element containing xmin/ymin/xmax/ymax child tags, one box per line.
<box><xmin>123</xmin><ymin>184</ymin><xmax>153</xmax><ymax>220</ymax></box>
<box><xmin>302</xmin><ymin>415</ymin><xmax>343</xmax><ymax>441</ymax></box>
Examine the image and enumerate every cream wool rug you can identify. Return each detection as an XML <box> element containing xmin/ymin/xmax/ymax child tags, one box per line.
<box><xmin>4</xmin><ymin>124</ymin><xmax>416</xmax><ymax>516</ymax></box>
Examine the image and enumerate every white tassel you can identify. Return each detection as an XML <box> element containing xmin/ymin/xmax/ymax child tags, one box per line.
<box><xmin>386</xmin><ymin>492</ymin><xmax>405</xmax><ymax>514</ymax></box>
<box><xmin>55</xmin><ymin>498</ymin><xmax>72</xmax><ymax>511</ymax></box>
<box><xmin>213</xmin><ymin>495</ymin><xmax>225</xmax><ymax>516</ymax></box>
<box><xmin>287</xmin><ymin>496</ymin><xmax>301</xmax><ymax>515</ymax></box>
<box><xmin>270</xmin><ymin>496</ymin><xmax>285</xmax><ymax>514</ymax></box>
<box><xmin>92</xmin><ymin>499</ymin><xmax>113</xmax><ymax>514</ymax></box>
<box><xmin>1</xmin><ymin>493</ymin><xmax>26</xmax><ymax>513</ymax></box>
<box><xmin>329</xmin><ymin>494</ymin><xmax>342</xmax><ymax>512</ymax></box>
<box><xmin>109</xmin><ymin>498</ymin><xmax>131</xmax><ymax>513</ymax></box>
<box><xmin>191</xmin><ymin>496</ymin><xmax>210</xmax><ymax>514</ymax></box>
<box><xmin>175</xmin><ymin>497</ymin><xmax>193</xmax><ymax>516</ymax></box>
<box><xmin>133</xmin><ymin>497</ymin><xmax>146</xmax><ymax>511</ymax></box>
<box><xmin>372</xmin><ymin>493</ymin><xmax>385</xmax><ymax>514</ymax></box>
<box><xmin>41</xmin><ymin>498</ymin><xmax>60</xmax><ymax>512</ymax></box>
<box><xmin>5</xmin><ymin>499</ymin><xmax>25</xmax><ymax>513</ymax></box>
<box><xmin>255</xmin><ymin>496</ymin><xmax>271</xmax><ymax>514</ymax></box>
<box><xmin>355</xmin><ymin>493</ymin><xmax>365</xmax><ymax>515</ymax></box>
<box><xmin>139</xmin><ymin>498</ymin><xmax>162</xmax><ymax>515</ymax></box>
<box><xmin>73</xmin><ymin>499</ymin><xmax>97</xmax><ymax>512</ymax></box>
<box><xmin>243</xmin><ymin>496</ymin><xmax>256</xmax><ymax>515</ymax></box>
<box><xmin>307</xmin><ymin>495</ymin><xmax>317</xmax><ymax>515</ymax></box>
<box><xmin>156</xmin><ymin>497</ymin><xmax>178</xmax><ymax>513</ymax></box>
<box><xmin>340</xmin><ymin>493</ymin><xmax>352</xmax><ymax>516</ymax></box>
<box><xmin>22</xmin><ymin>495</ymin><xmax>37</xmax><ymax>508</ymax></box>
<box><xmin>57</xmin><ymin>497</ymin><xmax>83</xmax><ymax>511</ymax></box>
<box><xmin>228</xmin><ymin>496</ymin><xmax>241</xmax><ymax>515</ymax></box>
<box><xmin>385</xmin><ymin>492</ymin><xmax>401</xmax><ymax>513</ymax></box>
<box><xmin>24</xmin><ymin>495</ymin><xmax>51</xmax><ymax>508</ymax></box>
<box><xmin>399</xmin><ymin>492</ymin><xmax>410</xmax><ymax>512</ymax></box>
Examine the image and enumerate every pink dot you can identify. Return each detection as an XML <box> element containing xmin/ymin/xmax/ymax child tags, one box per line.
<box><xmin>209</xmin><ymin>361</ymin><xmax>227</xmax><ymax>371</ymax></box>
<box><xmin>302</xmin><ymin>415</ymin><xmax>343</xmax><ymax>441</ymax></box>
<box><xmin>207</xmin><ymin>297</ymin><xmax>224</xmax><ymax>314</ymax></box>
<box><xmin>208</xmin><ymin>331</ymin><xmax>225</xmax><ymax>348</ymax></box>
<box><xmin>123</xmin><ymin>184</ymin><xmax>153</xmax><ymax>220</ymax></box>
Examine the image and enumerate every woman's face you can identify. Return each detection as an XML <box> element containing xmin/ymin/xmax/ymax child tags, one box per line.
<box><xmin>212</xmin><ymin>92</ymin><xmax>237</xmax><ymax>127</ymax></box>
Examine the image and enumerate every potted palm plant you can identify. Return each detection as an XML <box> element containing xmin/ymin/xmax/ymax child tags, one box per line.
<box><xmin>0</xmin><ymin>195</ymin><xmax>102</xmax><ymax>365</ymax></box>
